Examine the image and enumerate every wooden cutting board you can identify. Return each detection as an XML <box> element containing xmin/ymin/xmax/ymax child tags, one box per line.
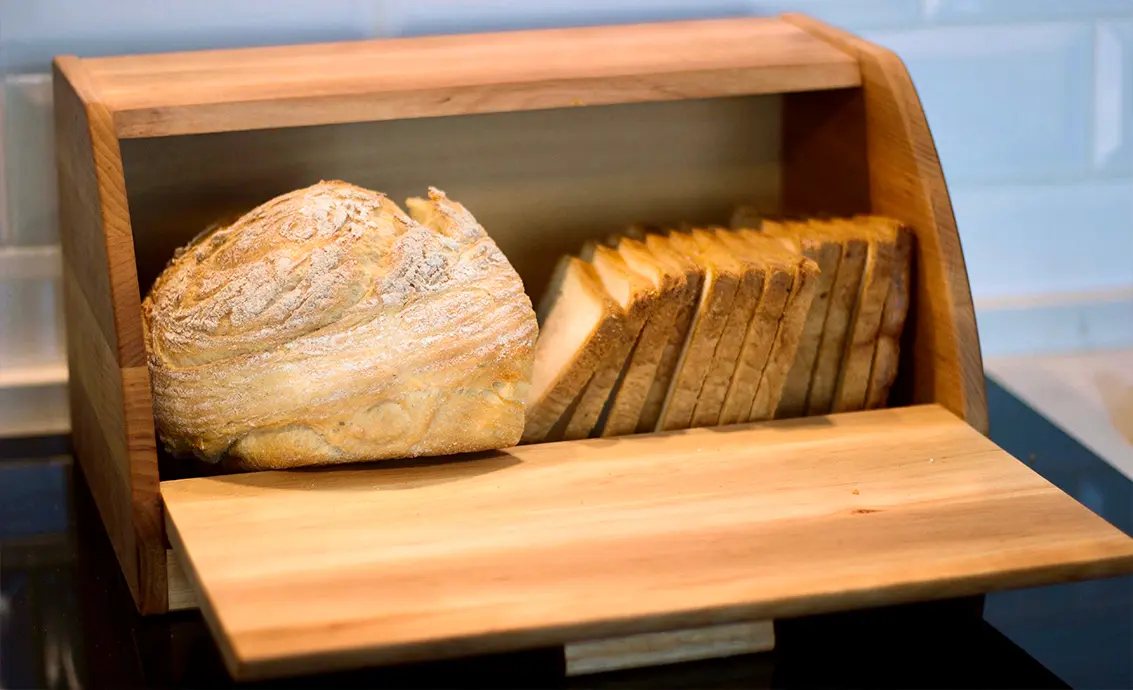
<box><xmin>162</xmin><ymin>404</ymin><xmax>1133</xmax><ymax>680</ymax></box>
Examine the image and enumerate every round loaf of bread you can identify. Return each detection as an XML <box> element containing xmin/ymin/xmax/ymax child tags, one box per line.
<box><xmin>142</xmin><ymin>181</ymin><xmax>537</xmax><ymax>470</ymax></box>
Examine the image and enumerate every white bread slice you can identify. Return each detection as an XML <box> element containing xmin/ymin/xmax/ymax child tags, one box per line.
<box><xmin>523</xmin><ymin>257</ymin><xmax>624</xmax><ymax>443</ymax></box>
<box><xmin>656</xmin><ymin>229</ymin><xmax>741</xmax><ymax>432</ymax></box>
<box><xmin>715</xmin><ymin>229</ymin><xmax>796</xmax><ymax>425</ymax></box>
<box><xmin>690</xmin><ymin>228</ymin><xmax>765</xmax><ymax>428</ymax></box>
<box><xmin>559</xmin><ymin>242</ymin><xmax>657</xmax><ymax>440</ymax></box>
<box><xmin>832</xmin><ymin>217</ymin><xmax>901</xmax><ymax>413</ymax></box>
<box><xmin>596</xmin><ymin>233</ymin><xmax>689</xmax><ymax>437</ymax></box>
<box><xmin>733</xmin><ymin>229</ymin><xmax>821</xmax><ymax>421</ymax></box>
<box><xmin>636</xmin><ymin>231</ymin><xmax>703</xmax><ymax>433</ymax></box>
<box><xmin>866</xmin><ymin>221</ymin><xmax>914</xmax><ymax>409</ymax></box>
<box><xmin>796</xmin><ymin>219</ymin><xmax>868</xmax><ymax>415</ymax></box>
<box><xmin>762</xmin><ymin>220</ymin><xmax>843</xmax><ymax>419</ymax></box>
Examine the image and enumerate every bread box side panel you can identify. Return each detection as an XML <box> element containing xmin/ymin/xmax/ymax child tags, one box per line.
<box><xmin>780</xmin><ymin>15</ymin><xmax>987</xmax><ymax>433</ymax></box>
<box><xmin>120</xmin><ymin>96</ymin><xmax>782</xmax><ymax>307</ymax></box>
<box><xmin>54</xmin><ymin>57</ymin><xmax>167</xmax><ymax>614</ymax></box>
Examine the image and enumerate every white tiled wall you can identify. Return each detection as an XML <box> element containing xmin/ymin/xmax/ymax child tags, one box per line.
<box><xmin>2</xmin><ymin>0</ymin><xmax>1132</xmax><ymax>433</ymax></box>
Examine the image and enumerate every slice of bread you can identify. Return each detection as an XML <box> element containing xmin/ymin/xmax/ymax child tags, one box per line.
<box><xmin>801</xmin><ymin>219</ymin><xmax>868</xmax><ymax>415</ymax></box>
<box><xmin>761</xmin><ymin>220</ymin><xmax>843</xmax><ymax>418</ymax></box>
<box><xmin>637</xmin><ymin>231</ymin><xmax>703</xmax><ymax>433</ymax></box>
<box><xmin>736</xmin><ymin>229</ymin><xmax>821</xmax><ymax>422</ymax></box>
<box><xmin>656</xmin><ymin>229</ymin><xmax>742</xmax><ymax>431</ymax></box>
<box><xmin>715</xmin><ymin>228</ymin><xmax>796</xmax><ymax>425</ymax></box>
<box><xmin>596</xmin><ymin>233</ymin><xmax>689</xmax><ymax>437</ymax></box>
<box><xmin>690</xmin><ymin>228</ymin><xmax>766</xmax><ymax>428</ymax></box>
<box><xmin>866</xmin><ymin>222</ymin><xmax>914</xmax><ymax>409</ymax></box>
<box><xmin>559</xmin><ymin>241</ymin><xmax>658</xmax><ymax>440</ymax></box>
<box><xmin>523</xmin><ymin>256</ymin><xmax>625</xmax><ymax>443</ymax></box>
<box><xmin>831</xmin><ymin>217</ymin><xmax>902</xmax><ymax>413</ymax></box>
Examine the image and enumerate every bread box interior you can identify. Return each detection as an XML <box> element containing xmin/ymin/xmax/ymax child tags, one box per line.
<box><xmin>54</xmin><ymin>14</ymin><xmax>1133</xmax><ymax>682</ymax></box>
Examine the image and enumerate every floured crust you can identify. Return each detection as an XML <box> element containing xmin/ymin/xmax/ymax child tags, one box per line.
<box><xmin>143</xmin><ymin>181</ymin><xmax>538</xmax><ymax>470</ymax></box>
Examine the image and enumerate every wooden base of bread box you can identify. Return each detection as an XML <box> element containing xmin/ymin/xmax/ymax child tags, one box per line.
<box><xmin>161</xmin><ymin>405</ymin><xmax>1133</xmax><ymax>681</ymax></box>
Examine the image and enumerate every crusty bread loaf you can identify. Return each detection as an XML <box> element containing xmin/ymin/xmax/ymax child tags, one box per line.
<box><xmin>524</xmin><ymin>255</ymin><xmax>624</xmax><ymax>443</ymax></box>
<box><xmin>142</xmin><ymin>181</ymin><xmax>538</xmax><ymax>470</ymax></box>
<box><xmin>560</xmin><ymin>242</ymin><xmax>657</xmax><ymax>440</ymax></box>
<box><xmin>598</xmin><ymin>233</ymin><xmax>689</xmax><ymax>437</ymax></box>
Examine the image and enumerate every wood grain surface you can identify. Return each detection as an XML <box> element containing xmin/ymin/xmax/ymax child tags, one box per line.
<box><xmin>780</xmin><ymin>15</ymin><xmax>988</xmax><ymax>433</ymax></box>
<box><xmin>70</xmin><ymin>18</ymin><xmax>860</xmax><ymax>137</ymax></box>
<box><xmin>163</xmin><ymin>405</ymin><xmax>1133</xmax><ymax>680</ymax></box>
<box><xmin>54</xmin><ymin>56</ymin><xmax>166</xmax><ymax>614</ymax></box>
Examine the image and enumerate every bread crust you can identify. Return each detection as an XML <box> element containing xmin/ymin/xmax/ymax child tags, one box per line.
<box><xmin>143</xmin><ymin>181</ymin><xmax>537</xmax><ymax>470</ymax></box>
<box><xmin>865</xmin><ymin>224</ymin><xmax>914</xmax><ymax>409</ymax></box>
<box><xmin>832</xmin><ymin>217</ymin><xmax>900</xmax><ymax>412</ymax></box>
<box><xmin>523</xmin><ymin>257</ymin><xmax>624</xmax><ymax>443</ymax></box>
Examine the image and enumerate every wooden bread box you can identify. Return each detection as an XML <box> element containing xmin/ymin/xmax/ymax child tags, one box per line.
<box><xmin>54</xmin><ymin>14</ymin><xmax>1133</xmax><ymax>681</ymax></box>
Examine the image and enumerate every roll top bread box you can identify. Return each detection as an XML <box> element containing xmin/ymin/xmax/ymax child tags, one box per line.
<box><xmin>54</xmin><ymin>14</ymin><xmax>1133</xmax><ymax>681</ymax></box>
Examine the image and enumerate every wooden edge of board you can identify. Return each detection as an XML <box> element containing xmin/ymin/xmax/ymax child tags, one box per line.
<box><xmin>165</xmin><ymin>549</ymin><xmax>776</xmax><ymax>676</ymax></box>
<box><xmin>780</xmin><ymin>13</ymin><xmax>988</xmax><ymax>435</ymax></box>
<box><xmin>54</xmin><ymin>55</ymin><xmax>168</xmax><ymax>614</ymax></box>
<box><xmin>69</xmin><ymin>16</ymin><xmax>862</xmax><ymax>138</ymax></box>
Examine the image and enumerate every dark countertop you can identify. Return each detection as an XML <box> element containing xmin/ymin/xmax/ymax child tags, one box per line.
<box><xmin>2</xmin><ymin>377</ymin><xmax>1130</xmax><ymax>689</ymax></box>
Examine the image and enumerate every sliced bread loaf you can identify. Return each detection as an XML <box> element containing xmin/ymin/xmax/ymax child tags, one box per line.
<box><xmin>865</xmin><ymin>221</ymin><xmax>914</xmax><ymax>409</ymax></box>
<box><xmin>799</xmin><ymin>219</ymin><xmax>868</xmax><ymax>415</ymax></box>
<box><xmin>690</xmin><ymin>228</ymin><xmax>765</xmax><ymax>428</ymax></box>
<box><xmin>637</xmin><ymin>231</ymin><xmax>703</xmax><ymax>433</ymax></box>
<box><xmin>523</xmin><ymin>256</ymin><xmax>625</xmax><ymax>443</ymax></box>
<box><xmin>831</xmin><ymin>217</ymin><xmax>901</xmax><ymax>413</ymax></box>
<box><xmin>559</xmin><ymin>242</ymin><xmax>658</xmax><ymax>440</ymax></box>
<box><xmin>656</xmin><ymin>229</ymin><xmax>741</xmax><ymax>432</ymax></box>
<box><xmin>715</xmin><ymin>228</ymin><xmax>796</xmax><ymax>425</ymax></box>
<box><xmin>597</xmin><ymin>233</ymin><xmax>689</xmax><ymax>437</ymax></box>
<box><xmin>761</xmin><ymin>221</ymin><xmax>843</xmax><ymax>418</ymax></box>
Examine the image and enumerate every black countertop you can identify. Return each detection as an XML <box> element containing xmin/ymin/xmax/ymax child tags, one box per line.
<box><xmin>2</xmin><ymin>378</ymin><xmax>1130</xmax><ymax>689</ymax></box>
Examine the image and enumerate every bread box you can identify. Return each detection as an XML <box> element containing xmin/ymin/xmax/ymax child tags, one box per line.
<box><xmin>54</xmin><ymin>14</ymin><xmax>1133</xmax><ymax>681</ymax></box>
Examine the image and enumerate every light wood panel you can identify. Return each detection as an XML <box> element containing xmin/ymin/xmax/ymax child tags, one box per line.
<box><xmin>71</xmin><ymin>18</ymin><xmax>859</xmax><ymax>137</ymax></box>
<box><xmin>163</xmin><ymin>405</ymin><xmax>1133</xmax><ymax>680</ymax></box>
<box><xmin>53</xmin><ymin>56</ymin><xmax>166</xmax><ymax>613</ymax></box>
<box><xmin>165</xmin><ymin>550</ymin><xmax>775</xmax><ymax>675</ymax></box>
<box><xmin>120</xmin><ymin>96</ymin><xmax>781</xmax><ymax>305</ymax></box>
<box><xmin>780</xmin><ymin>15</ymin><xmax>988</xmax><ymax>433</ymax></box>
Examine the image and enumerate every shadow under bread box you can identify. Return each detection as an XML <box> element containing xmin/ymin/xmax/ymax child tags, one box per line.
<box><xmin>54</xmin><ymin>14</ymin><xmax>1133</xmax><ymax>682</ymax></box>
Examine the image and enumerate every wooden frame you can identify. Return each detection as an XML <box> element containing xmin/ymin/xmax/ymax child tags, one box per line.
<box><xmin>54</xmin><ymin>14</ymin><xmax>988</xmax><ymax>621</ymax></box>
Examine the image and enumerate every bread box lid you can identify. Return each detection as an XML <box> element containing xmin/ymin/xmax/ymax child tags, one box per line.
<box><xmin>162</xmin><ymin>405</ymin><xmax>1133</xmax><ymax>681</ymax></box>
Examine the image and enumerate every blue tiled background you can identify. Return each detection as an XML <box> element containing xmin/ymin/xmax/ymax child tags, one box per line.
<box><xmin>1</xmin><ymin>0</ymin><xmax>1132</xmax><ymax>356</ymax></box>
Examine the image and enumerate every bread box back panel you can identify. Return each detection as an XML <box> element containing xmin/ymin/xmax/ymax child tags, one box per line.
<box><xmin>55</xmin><ymin>14</ymin><xmax>1082</xmax><ymax>647</ymax></box>
<box><xmin>120</xmin><ymin>96</ymin><xmax>782</xmax><ymax>308</ymax></box>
